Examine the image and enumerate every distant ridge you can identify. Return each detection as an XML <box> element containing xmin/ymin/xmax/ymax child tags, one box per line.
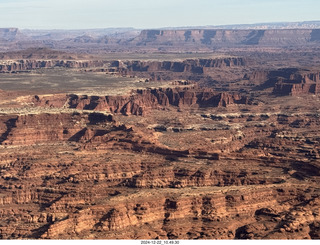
<box><xmin>159</xmin><ymin>20</ymin><xmax>320</xmax><ymax>30</ymax></box>
<box><xmin>133</xmin><ymin>29</ymin><xmax>320</xmax><ymax>47</ymax></box>
<box><xmin>1</xmin><ymin>21</ymin><xmax>320</xmax><ymax>53</ymax></box>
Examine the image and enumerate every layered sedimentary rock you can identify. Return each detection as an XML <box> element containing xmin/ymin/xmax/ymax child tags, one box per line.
<box><xmin>31</xmin><ymin>87</ymin><xmax>249</xmax><ymax>116</ymax></box>
<box><xmin>273</xmin><ymin>70</ymin><xmax>320</xmax><ymax>96</ymax></box>
<box><xmin>1</xmin><ymin>84</ymin><xmax>320</xmax><ymax>240</ymax></box>
<box><xmin>1</xmin><ymin>36</ymin><xmax>320</xmax><ymax>240</ymax></box>
<box><xmin>134</xmin><ymin>29</ymin><xmax>320</xmax><ymax>47</ymax></box>
<box><xmin>105</xmin><ymin>57</ymin><xmax>249</xmax><ymax>82</ymax></box>
<box><xmin>244</xmin><ymin>68</ymin><xmax>320</xmax><ymax>96</ymax></box>
<box><xmin>0</xmin><ymin>59</ymin><xmax>104</xmax><ymax>73</ymax></box>
<box><xmin>0</xmin><ymin>112</ymin><xmax>112</xmax><ymax>145</ymax></box>
<box><xmin>113</xmin><ymin>58</ymin><xmax>247</xmax><ymax>74</ymax></box>
<box><xmin>274</xmin><ymin>82</ymin><xmax>320</xmax><ymax>96</ymax></box>
<box><xmin>44</xmin><ymin>187</ymin><xmax>320</xmax><ymax>239</ymax></box>
<box><xmin>0</xmin><ymin>107</ymin><xmax>319</xmax><ymax>239</ymax></box>
<box><xmin>1</xmin><ymin>28</ymin><xmax>320</xmax><ymax>54</ymax></box>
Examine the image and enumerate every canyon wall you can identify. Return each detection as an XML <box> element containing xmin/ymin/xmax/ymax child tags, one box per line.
<box><xmin>31</xmin><ymin>87</ymin><xmax>250</xmax><ymax>116</ymax></box>
<box><xmin>0</xmin><ymin>57</ymin><xmax>247</xmax><ymax>76</ymax></box>
<box><xmin>0</xmin><ymin>109</ymin><xmax>320</xmax><ymax>239</ymax></box>
<box><xmin>134</xmin><ymin>29</ymin><xmax>320</xmax><ymax>47</ymax></box>
<box><xmin>105</xmin><ymin>57</ymin><xmax>249</xmax><ymax>82</ymax></box>
<box><xmin>273</xmin><ymin>70</ymin><xmax>320</xmax><ymax>96</ymax></box>
<box><xmin>112</xmin><ymin>58</ymin><xmax>247</xmax><ymax>75</ymax></box>
<box><xmin>0</xmin><ymin>59</ymin><xmax>104</xmax><ymax>72</ymax></box>
<box><xmin>245</xmin><ymin>68</ymin><xmax>320</xmax><ymax>96</ymax></box>
<box><xmin>1</xmin><ymin>28</ymin><xmax>320</xmax><ymax>53</ymax></box>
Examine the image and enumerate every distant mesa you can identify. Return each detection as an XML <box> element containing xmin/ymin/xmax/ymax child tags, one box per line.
<box><xmin>1</xmin><ymin>25</ymin><xmax>320</xmax><ymax>53</ymax></box>
<box><xmin>133</xmin><ymin>29</ymin><xmax>320</xmax><ymax>47</ymax></box>
<box><xmin>0</xmin><ymin>28</ymin><xmax>21</xmax><ymax>41</ymax></box>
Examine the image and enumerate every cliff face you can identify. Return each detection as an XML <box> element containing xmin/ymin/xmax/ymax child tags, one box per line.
<box><xmin>1</xmin><ymin>28</ymin><xmax>320</xmax><ymax>53</ymax></box>
<box><xmin>0</xmin><ymin>108</ymin><xmax>319</xmax><ymax>239</ymax></box>
<box><xmin>114</xmin><ymin>58</ymin><xmax>247</xmax><ymax>75</ymax></box>
<box><xmin>0</xmin><ymin>57</ymin><xmax>246</xmax><ymax>75</ymax></box>
<box><xmin>244</xmin><ymin>68</ymin><xmax>320</xmax><ymax>96</ymax></box>
<box><xmin>39</xmin><ymin>186</ymin><xmax>320</xmax><ymax>240</ymax></box>
<box><xmin>271</xmin><ymin>69</ymin><xmax>320</xmax><ymax>96</ymax></box>
<box><xmin>134</xmin><ymin>29</ymin><xmax>320</xmax><ymax>47</ymax></box>
<box><xmin>32</xmin><ymin>87</ymin><xmax>249</xmax><ymax>116</ymax></box>
<box><xmin>0</xmin><ymin>100</ymin><xmax>320</xmax><ymax>239</ymax></box>
<box><xmin>0</xmin><ymin>112</ymin><xmax>113</xmax><ymax>146</ymax></box>
<box><xmin>0</xmin><ymin>59</ymin><xmax>104</xmax><ymax>72</ymax></box>
<box><xmin>38</xmin><ymin>187</ymin><xmax>286</xmax><ymax>239</ymax></box>
<box><xmin>106</xmin><ymin>57</ymin><xmax>248</xmax><ymax>82</ymax></box>
<box><xmin>274</xmin><ymin>82</ymin><xmax>320</xmax><ymax>96</ymax></box>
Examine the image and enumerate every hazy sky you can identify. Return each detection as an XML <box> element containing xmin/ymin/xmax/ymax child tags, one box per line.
<box><xmin>0</xmin><ymin>0</ymin><xmax>319</xmax><ymax>29</ymax></box>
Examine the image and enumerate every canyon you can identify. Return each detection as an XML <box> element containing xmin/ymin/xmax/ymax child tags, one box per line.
<box><xmin>0</xmin><ymin>27</ymin><xmax>320</xmax><ymax>240</ymax></box>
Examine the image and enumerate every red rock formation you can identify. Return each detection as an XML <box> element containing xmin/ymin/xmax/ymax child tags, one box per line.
<box><xmin>245</xmin><ymin>68</ymin><xmax>320</xmax><ymax>96</ymax></box>
<box><xmin>273</xmin><ymin>70</ymin><xmax>320</xmax><ymax>96</ymax></box>
<box><xmin>274</xmin><ymin>82</ymin><xmax>320</xmax><ymax>96</ymax></box>
<box><xmin>31</xmin><ymin>94</ymin><xmax>68</xmax><ymax>108</ymax></box>
<box><xmin>113</xmin><ymin>58</ymin><xmax>248</xmax><ymax>76</ymax></box>
<box><xmin>0</xmin><ymin>112</ymin><xmax>113</xmax><ymax>146</ymax></box>
<box><xmin>245</xmin><ymin>70</ymin><xmax>269</xmax><ymax>83</ymax></box>
<box><xmin>0</xmin><ymin>106</ymin><xmax>320</xmax><ymax>239</ymax></box>
<box><xmin>31</xmin><ymin>87</ymin><xmax>249</xmax><ymax>116</ymax></box>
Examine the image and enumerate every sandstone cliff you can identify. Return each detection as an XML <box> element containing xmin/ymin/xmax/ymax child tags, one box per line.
<box><xmin>31</xmin><ymin>87</ymin><xmax>249</xmax><ymax>116</ymax></box>
<box><xmin>0</xmin><ymin>112</ymin><xmax>112</xmax><ymax>146</ymax></box>
<box><xmin>112</xmin><ymin>58</ymin><xmax>247</xmax><ymax>75</ymax></box>
<box><xmin>0</xmin><ymin>102</ymin><xmax>320</xmax><ymax>239</ymax></box>
<box><xmin>244</xmin><ymin>68</ymin><xmax>320</xmax><ymax>96</ymax></box>
<box><xmin>106</xmin><ymin>57</ymin><xmax>249</xmax><ymax>82</ymax></box>
<box><xmin>273</xmin><ymin>70</ymin><xmax>320</xmax><ymax>96</ymax></box>
<box><xmin>133</xmin><ymin>29</ymin><xmax>320</xmax><ymax>47</ymax></box>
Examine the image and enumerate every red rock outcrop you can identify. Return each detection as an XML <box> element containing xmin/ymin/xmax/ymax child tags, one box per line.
<box><xmin>1</xmin><ymin>39</ymin><xmax>320</xmax><ymax>240</ymax></box>
<box><xmin>0</xmin><ymin>112</ymin><xmax>113</xmax><ymax>146</ymax></box>
<box><xmin>31</xmin><ymin>87</ymin><xmax>249</xmax><ymax>116</ymax></box>
<box><xmin>0</xmin><ymin>102</ymin><xmax>319</xmax><ymax>239</ymax></box>
<box><xmin>104</xmin><ymin>57</ymin><xmax>251</xmax><ymax>82</ymax></box>
<box><xmin>114</xmin><ymin>58</ymin><xmax>248</xmax><ymax>74</ymax></box>
<box><xmin>273</xmin><ymin>70</ymin><xmax>320</xmax><ymax>96</ymax></box>
<box><xmin>244</xmin><ymin>68</ymin><xmax>320</xmax><ymax>96</ymax></box>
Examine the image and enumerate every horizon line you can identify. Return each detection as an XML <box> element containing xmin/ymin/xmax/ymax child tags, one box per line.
<box><xmin>1</xmin><ymin>20</ymin><xmax>320</xmax><ymax>31</ymax></box>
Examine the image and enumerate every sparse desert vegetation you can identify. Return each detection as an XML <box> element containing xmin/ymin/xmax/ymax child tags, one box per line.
<box><xmin>0</xmin><ymin>26</ymin><xmax>320</xmax><ymax>240</ymax></box>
